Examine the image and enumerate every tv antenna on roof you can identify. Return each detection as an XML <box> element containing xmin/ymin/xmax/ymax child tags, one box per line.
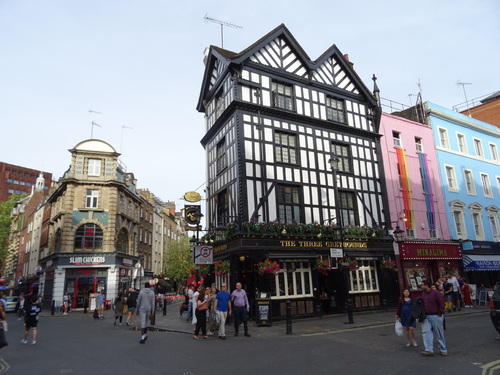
<box><xmin>457</xmin><ymin>81</ymin><xmax>472</xmax><ymax>116</ymax></box>
<box><xmin>89</xmin><ymin>109</ymin><xmax>102</xmax><ymax>139</ymax></box>
<box><xmin>204</xmin><ymin>14</ymin><xmax>242</xmax><ymax>49</ymax></box>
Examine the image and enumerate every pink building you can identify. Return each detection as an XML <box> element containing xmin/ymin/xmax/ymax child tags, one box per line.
<box><xmin>380</xmin><ymin>113</ymin><xmax>450</xmax><ymax>240</ymax></box>
<box><xmin>379</xmin><ymin>113</ymin><xmax>459</xmax><ymax>292</ymax></box>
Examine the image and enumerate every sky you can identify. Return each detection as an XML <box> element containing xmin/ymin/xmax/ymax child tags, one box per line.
<box><xmin>1</xmin><ymin>0</ymin><xmax>499</xmax><ymax>211</ymax></box>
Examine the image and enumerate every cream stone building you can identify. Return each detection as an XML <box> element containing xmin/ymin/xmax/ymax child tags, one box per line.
<box><xmin>40</xmin><ymin>139</ymin><xmax>144</xmax><ymax>309</ymax></box>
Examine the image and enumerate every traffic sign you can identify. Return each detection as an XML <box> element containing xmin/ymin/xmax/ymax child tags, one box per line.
<box><xmin>119</xmin><ymin>268</ymin><xmax>126</xmax><ymax>277</ymax></box>
<box><xmin>194</xmin><ymin>245</ymin><xmax>213</xmax><ymax>265</ymax></box>
<box><xmin>330</xmin><ymin>248</ymin><xmax>343</xmax><ymax>258</ymax></box>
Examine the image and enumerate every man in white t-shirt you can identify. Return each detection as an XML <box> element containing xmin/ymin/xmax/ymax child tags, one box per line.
<box><xmin>186</xmin><ymin>284</ymin><xmax>195</xmax><ymax>322</ymax></box>
<box><xmin>446</xmin><ymin>273</ymin><xmax>461</xmax><ymax>312</ymax></box>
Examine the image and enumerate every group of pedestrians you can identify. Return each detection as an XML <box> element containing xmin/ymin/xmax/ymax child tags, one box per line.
<box><xmin>395</xmin><ymin>273</ymin><xmax>473</xmax><ymax>357</ymax></box>
<box><xmin>185</xmin><ymin>281</ymin><xmax>251</xmax><ymax>341</ymax></box>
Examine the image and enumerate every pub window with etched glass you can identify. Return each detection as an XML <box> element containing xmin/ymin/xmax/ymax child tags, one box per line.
<box><xmin>348</xmin><ymin>260</ymin><xmax>379</xmax><ymax>293</ymax></box>
<box><xmin>269</xmin><ymin>261</ymin><xmax>313</xmax><ymax>299</ymax></box>
<box><xmin>326</xmin><ymin>96</ymin><xmax>345</xmax><ymax>123</ymax></box>
<box><xmin>275</xmin><ymin>131</ymin><xmax>297</xmax><ymax>164</ymax></box>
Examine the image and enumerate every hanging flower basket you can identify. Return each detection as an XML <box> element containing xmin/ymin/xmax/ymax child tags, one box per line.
<box><xmin>338</xmin><ymin>257</ymin><xmax>357</xmax><ymax>271</ymax></box>
<box><xmin>257</xmin><ymin>258</ymin><xmax>281</xmax><ymax>276</ymax></box>
<box><xmin>189</xmin><ymin>265</ymin><xmax>211</xmax><ymax>280</ymax></box>
<box><xmin>314</xmin><ymin>259</ymin><xmax>332</xmax><ymax>275</ymax></box>
<box><xmin>380</xmin><ymin>259</ymin><xmax>397</xmax><ymax>271</ymax></box>
<box><xmin>214</xmin><ymin>260</ymin><xmax>230</xmax><ymax>277</ymax></box>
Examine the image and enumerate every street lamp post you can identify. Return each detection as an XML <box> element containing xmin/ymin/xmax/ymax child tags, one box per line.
<box><xmin>329</xmin><ymin>154</ymin><xmax>353</xmax><ymax>324</ymax></box>
<box><xmin>190</xmin><ymin>210</ymin><xmax>204</xmax><ymax>286</ymax></box>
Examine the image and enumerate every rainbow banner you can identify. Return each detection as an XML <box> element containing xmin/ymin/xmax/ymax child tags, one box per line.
<box><xmin>419</xmin><ymin>153</ymin><xmax>436</xmax><ymax>231</ymax></box>
<box><xmin>396</xmin><ymin>147</ymin><xmax>414</xmax><ymax>229</ymax></box>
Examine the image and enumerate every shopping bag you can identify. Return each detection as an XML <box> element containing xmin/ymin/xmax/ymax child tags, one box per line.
<box><xmin>395</xmin><ymin>320</ymin><xmax>404</xmax><ymax>336</ymax></box>
<box><xmin>123</xmin><ymin>305</ymin><xmax>128</xmax><ymax>314</ymax></box>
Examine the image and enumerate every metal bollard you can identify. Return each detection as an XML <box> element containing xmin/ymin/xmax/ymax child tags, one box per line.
<box><xmin>163</xmin><ymin>297</ymin><xmax>167</xmax><ymax>316</ymax></box>
<box><xmin>51</xmin><ymin>300</ymin><xmax>55</xmax><ymax>315</ymax></box>
<box><xmin>84</xmin><ymin>299</ymin><xmax>87</xmax><ymax>314</ymax></box>
<box><xmin>346</xmin><ymin>298</ymin><xmax>354</xmax><ymax>324</ymax></box>
<box><xmin>150</xmin><ymin>311</ymin><xmax>156</xmax><ymax>326</ymax></box>
<box><xmin>286</xmin><ymin>299</ymin><xmax>292</xmax><ymax>335</ymax></box>
<box><xmin>382</xmin><ymin>298</ymin><xmax>388</xmax><ymax>310</ymax></box>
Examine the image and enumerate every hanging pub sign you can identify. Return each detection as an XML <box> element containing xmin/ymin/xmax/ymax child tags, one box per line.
<box><xmin>184</xmin><ymin>191</ymin><xmax>202</xmax><ymax>203</ymax></box>
<box><xmin>185</xmin><ymin>205</ymin><xmax>201</xmax><ymax>226</ymax></box>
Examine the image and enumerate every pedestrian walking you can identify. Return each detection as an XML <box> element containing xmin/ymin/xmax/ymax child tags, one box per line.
<box><xmin>17</xmin><ymin>293</ymin><xmax>25</xmax><ymax>320</ymax></box>
<box><xmin>214</xmin><ymin>283</ymin><xmax>232</xmax><ymax>340</ymax></box>
<box><xmin>231</xmin><ymin>282</ymin><xmax>251</xmax><ymax>337</ymax></box>
<box><xmin>0</xmin><ymin>301</ymin><xmax>8</xmax><ymax>349</ymax></box>
<box><xmin>125</xmin><ymin>288</ymin><xmax>137</xmax><ymax>326</ymax></box>
<box><xmin>62</xmin><ymin>292</ymin><xmax>70</xmax><ymax>315</ymax></box>
<box><xmin>22</xmin><ymin>296</ymin><xmax>42</xmax><ymax>345</ymax></box>
<box><xmin>136</xmin><ymin>282</ymin><xmax>155</xmax><ymax>344</ymax></box>
<box><xmin>114</xmin><ymin>292</ymin><xmax>125</xmax><ymax>325</ymax></box>
<box><xmin>395</xmin><ymin>288</ymin><xmax>417</xmax><ymax>347</ymax></box>
<box><xmin>186</xmin><ymin>284</ymin><xmax>195</xmax><ymax>322</ymax></box>
<box><xmin>193</xmin><ymin>286</ymin><xmax>211</xmax><ymax>340</ymax></box>
<box><xmin>207</xmin><ymin>286</ymin><xmax>218</xmax><ymax>335</ymax></box>
<box><xmin>446</xmin><ymin>273</ymin><xmax>461</xmax><ymax>312</ymax></box>
<box><xmin>96</xmin><ymin>289</ymin><xmax>106</xmax><ymax>319</ymax></box>
<box><xmin>420</xmin><ymin>280</ymin><xmax>447</xmax><ymax>356</ymax></box>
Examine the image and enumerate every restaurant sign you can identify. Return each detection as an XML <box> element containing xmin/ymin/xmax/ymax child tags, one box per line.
<box><xmin>400</xmin><ymin>242</ymin><xmax>461</xmax><ymax>260</ymax></box>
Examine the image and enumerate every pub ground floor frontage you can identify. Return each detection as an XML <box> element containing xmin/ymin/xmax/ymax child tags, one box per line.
<box><xmin>39</xmin><ymin>252</ymin><xmax>141</xmax><ymax>311</ymax></box>
<box><xmin>212</xmin><ymin>235</ymin><xmax>399</xmax><ymax>320</ymax></box>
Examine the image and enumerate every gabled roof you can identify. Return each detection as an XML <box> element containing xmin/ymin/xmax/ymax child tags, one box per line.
<box><xmin>197</xmin><ymin>24</ymin><xmax>377</xmax><ymax>112</ymax></box>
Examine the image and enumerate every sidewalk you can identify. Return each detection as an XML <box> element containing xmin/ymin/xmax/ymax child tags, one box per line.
<box><xmin>148</xmin><ymin>302</ymin><xmax>491</xmax><ymax>337</ymax></box>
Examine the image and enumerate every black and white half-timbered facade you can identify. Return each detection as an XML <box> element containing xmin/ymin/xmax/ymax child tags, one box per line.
<box><xmin>197</xmin><ymin>25</ymin><xmax>397</xmax><ymax>318</ymax></box>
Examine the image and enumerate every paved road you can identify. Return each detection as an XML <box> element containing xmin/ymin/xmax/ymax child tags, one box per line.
<box><xmin>0</xmin><ymin>305</ymin><xmax>498</xmax><ymax>375</ymax></box>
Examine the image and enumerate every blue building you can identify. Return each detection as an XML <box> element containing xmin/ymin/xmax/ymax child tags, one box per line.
<box><xmin>426</xmin><ymin>102</ymin><xmax>500</xmax><ymax>288</ymax></box>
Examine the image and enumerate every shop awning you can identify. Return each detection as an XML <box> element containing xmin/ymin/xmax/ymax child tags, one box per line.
<box><xmin>463</xmin><ymin>254</ymin><xmax>500</xmax><ymax>271</ymax></box>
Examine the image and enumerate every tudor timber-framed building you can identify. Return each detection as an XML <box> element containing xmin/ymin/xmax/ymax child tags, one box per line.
<box><xmin>197</xmin><ymin>25</ymin><xmax>397</xmax><ymax>318</ymax></box>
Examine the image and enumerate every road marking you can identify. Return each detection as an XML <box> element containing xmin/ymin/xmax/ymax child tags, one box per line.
<box><xmin>482</xmin><ymin>360</ymin><xmax>500</xmax><ymax>375</ymax></box>
<box><xmin>0</xmin><ymin>358</ymin><xmax>10</xmax><ymax>374</ymax></box>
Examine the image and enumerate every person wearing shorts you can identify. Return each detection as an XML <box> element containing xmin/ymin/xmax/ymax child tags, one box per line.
<box><xmin>22</xmin><ymin>297</ymin><xmax>41</xmax><ymax>345</ymax></box>
<box><xmin>136</xmin><ymin>282</ymin><xmax>154</xmax><ymax>344</ymax></box>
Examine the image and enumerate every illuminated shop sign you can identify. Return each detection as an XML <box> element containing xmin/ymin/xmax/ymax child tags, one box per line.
<box><xmin>69</xmin><ymin>256</ymin><xmax>106</xmax><ymax>265</ymax></box>
<box><xmin>401</xmin><ymin>242</ymin><xmax>461</xmax><ymax>259</ymax></box>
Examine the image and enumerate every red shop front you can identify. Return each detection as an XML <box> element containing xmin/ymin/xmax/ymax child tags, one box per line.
<box><xmin>397</xmin><ymin>241</ymin><xmax>462</xmax><ymax>292</ymax></box>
